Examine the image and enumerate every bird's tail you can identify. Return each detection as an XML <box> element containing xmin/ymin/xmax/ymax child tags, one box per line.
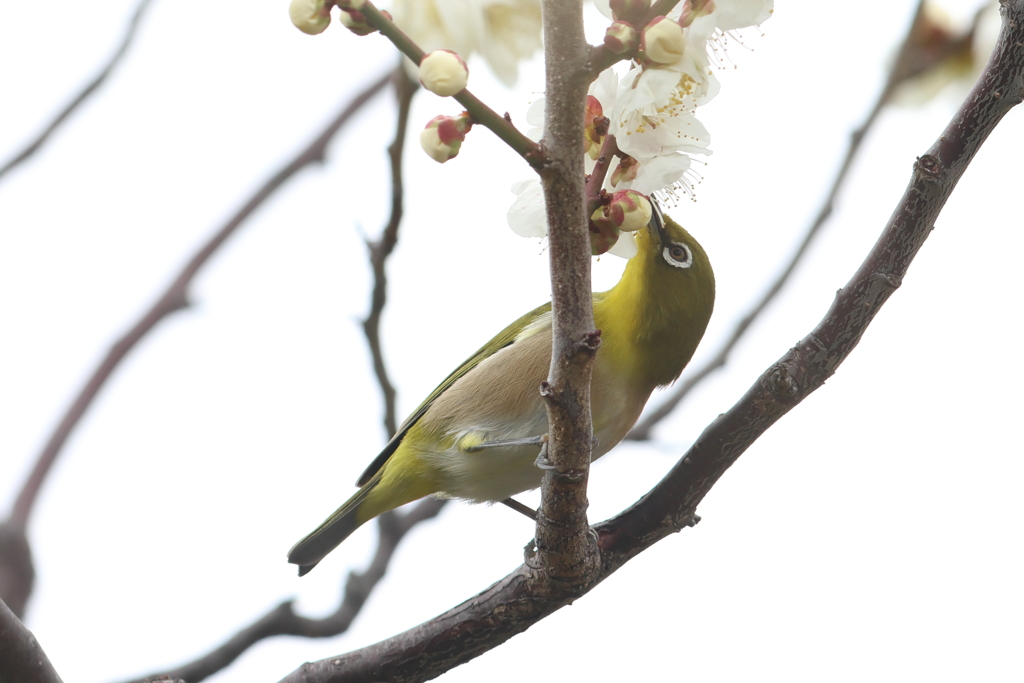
<box><xmin>287</xmin><ymin>480</ymin><xmax>378</xmax><ymax>576</ymax></box>
<box><xmin>287</xmin><ymin>461</ymin><xmax>434</xmax><ymax>575</ymax></box>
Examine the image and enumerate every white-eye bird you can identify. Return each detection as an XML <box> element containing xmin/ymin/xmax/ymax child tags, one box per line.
<box><xmin>288</xmin><ymin>206</ymin><xmax>715</xmax><ymax>575</ymax></box>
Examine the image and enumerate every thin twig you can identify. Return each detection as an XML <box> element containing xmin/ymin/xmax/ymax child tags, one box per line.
<box><xmin>0</xmin><ymin>0</ymin><xmax>156</xmax><ymax>183</ymax></box>
<box><xmin>627</xmin><ymin>0</ymin><xmax>965</xmax><ymax>441</ymax></box>
<box><xmin>626</xmin><ymin>96</ymin><xmax>885</xmax><ymax>439</ymax></box>
<box><xmin>362</xmin><ymin>68</ymin><xmax>418</xmax><ymax>439</ymax></box>
<box><xmin>119</xmin><ymin>70</ymin><xmax>450</xmax><ymax>683</ymax></box>
<box><xmin>355</xmin><ymin>1</ymin><xmax>545</xmax><ymax>166</ymax></box>
<box><xmin>0</xmin><ymin>74</ymin><xmax>393</xmax><ymax>621</ymax></box>
<box><xmin>7</xmin><ymin>71</ymin><xmax>391</xmax><ymax>533</ymax></box>
<box><xmin>279</xmin><ymin>4</ymin><xmax>1024</xmax><ymax>679</ymax></box>
<box><xmin>121</xmin><ymin>499</ymin><xmax>446</xmax><ymax>683</ymax></box>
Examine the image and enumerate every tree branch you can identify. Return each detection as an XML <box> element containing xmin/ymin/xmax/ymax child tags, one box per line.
<box><xmin>535</xmin><ymin>0</ymin><xmax>601</xmax><ymax>586</ymax></box>
<box><xmin>353</xmin><ymin>0</ymin><xmax>544</xmax><ymax>166</ymax></box>
<box><xmin>0</xmin><ymin>597</ymin><xmax>63</xmax><ymax>683</ymax></box>
<box><xmin>120</xmin><ymin>67</ymin><xmax>447</xmax><ymax>683</ymax></box>
<box><xmin>0</xmin><ymin>0</ymin><xmax>156</xmax><ymax>183</ymax></box>
<box><xmin>276</xmin><ymin>3</ymin><xmax>1024</xmax><ymax>680</ymax></box>
<box><xmin>362</xmin><ymin>68</ymin><xmax>418</xmax><ymax>439</ymax></box>
<box><xmin>0</xmin><ymin>71</ymin><xmax>393</xmax><ymax>619</ymax></box>
<box><xmin>120</xmin><ymin>499</ymin><xmax>445</xmax><ymax>683</ymax></box>
<box><xmin>626</xmin><ymin>0</ymin><xmax>984</xmax><ymax>440</ymax></box>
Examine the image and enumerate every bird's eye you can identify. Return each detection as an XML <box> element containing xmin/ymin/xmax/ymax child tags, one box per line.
<box><xmin>663</xmin><ymin>243</ymin><xmax>692</xmax><ymax>269</ymax></box>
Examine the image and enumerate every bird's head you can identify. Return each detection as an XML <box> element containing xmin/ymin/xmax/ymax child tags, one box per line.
<box><xmin>599</xmin><ymin>201</ymin><xmax>716</xmax><ymax>387</ymax></box>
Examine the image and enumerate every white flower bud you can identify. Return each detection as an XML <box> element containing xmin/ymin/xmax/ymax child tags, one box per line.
<box><xmin>289</xmin><ymin>0</ymin><xmax>331</xmax><ymax>35</ymax></box>
<box><xmin>642</xmin><ymin>16</ymin><xmax>685</xmax><ymax>65</ymax></box>
<box><xmin>419</xmin><ymin>50</ymin><xmax>470</xmax><ymax>97</ymax></box>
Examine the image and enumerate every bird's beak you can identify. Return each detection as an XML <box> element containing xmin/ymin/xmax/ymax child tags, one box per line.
<box><xmin>647</xmin><ymin>198</ymin><xmax>669</xmax><ymax>247</ymax></box>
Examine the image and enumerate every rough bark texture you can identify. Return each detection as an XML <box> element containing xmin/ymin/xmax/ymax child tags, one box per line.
<box><xmin>0</xmin><ymin>597</ymin><xmax>63</xmax><ymax>683</ymax></box>
<box><xmin>534</xmin><ymin>0</ymin><xmax>602</xmax><ymax>588</ymax></box>
<box><xmin>278</xmin><ymin>4</ymin><xmax>1024</xmax><ymax>682</ymax></box>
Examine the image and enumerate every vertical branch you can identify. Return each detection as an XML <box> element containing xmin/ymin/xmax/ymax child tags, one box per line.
<box><xmin>535</xmin><ymin>0</ymin><xmax>600</xmax><ymax>585</ymax></box>
<box><xmin>361</xmin><ymin>67</ymin><xmax>419</xmax><ymax>439</ymax></box>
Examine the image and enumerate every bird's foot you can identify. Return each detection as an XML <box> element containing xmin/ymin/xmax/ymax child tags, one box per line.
<box><xmin>534</xmin><ymin>439</ymin><xmax>555</xmax><ymax>470</ymax></box>
<box><xmin>501</xmin><ymin>497</ymin><xmax>537</xmax><ymax>521</ymax></box>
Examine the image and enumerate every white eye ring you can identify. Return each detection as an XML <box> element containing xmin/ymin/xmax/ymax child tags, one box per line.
<box><xmin>663</xmin><ymin>242</ymin><xmax>692</xmax><ymax>268</ymax></box>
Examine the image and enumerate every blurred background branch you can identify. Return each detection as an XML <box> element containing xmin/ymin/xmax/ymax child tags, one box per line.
<box><xmin>0</xmin><ymin>0</ymin><xmax>156</xmax><ymax>183</ymax></box>
<box><xmin>628</xmin><ymin>0</ymin><xmax>988</xmax><ymax>441</ymax></box>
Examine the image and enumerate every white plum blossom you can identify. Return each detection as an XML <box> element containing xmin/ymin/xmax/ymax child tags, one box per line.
<box><xmin>506</xmin><ymin>0</ymin><xmax>773</xmax><ymax>256</ymax></box>
<box><xmin>389</xmin><ymin>0</ymin><xmax>542</xmax><ymax>86</ymax></box>
<box><xmin>507</xmin><ymin>179</ymin><xmax>640</xmax><ymax>258</ymax></box>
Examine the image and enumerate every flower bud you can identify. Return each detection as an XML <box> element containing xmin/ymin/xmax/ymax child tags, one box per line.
<box><xmin>604</xmin><ymin>21</ymin><xmax>639</xmax><ymax>55</ymax></box>
<box><xmin>679</xmin><ymin>0</ymin><xmax>716</xmax><ymax>28</ymax></box>
<box><xmin>610</xmin><ymin>190</ymin><xmax>653</xmax><ymax>233</ymax></box>
<box><xmin>609</xmin><ymin>0</ymin><xmax>650</xmax><ymax>23</ymax></box>
<box><xmin>289</xmin><ymin>0</ymin><xmax>331</xmax><ymax>35</ymax></box>
<box><xmin>583</xmin><ymin>96</ymin><xmax>607</xmax><ymax>160</ymax></box>
<box><xmin>609</xmin><ymin>155</ymin><xmax>639</xmax><ymax>187</ymax></box>
<box><xmin>338</xmin><ymin>8</ymin><xmax>376</xmax><ymax>35</ymax></box>
<box><xmin>419</xmin><ymin>50</ymin><xmax>469</xmax><ymax>97</ymax></box>
<box><xmin>590</xmin><ymin>190</ymin><xmax>652</xmax><ymax>253</ymax></box>
<box><xmin>588</xmin><ymin>212</ymin><xmax>621</xmax><ymax>256</ymax></box>
<box><xmin>642</xmin><ymin>16</ymin><xmax>685</xmax><ymax>65</ymax></box>
<box><xmin>420</xmin><ymin>113</ymin><xmax>473</xmax><ymax>163</ymax></box>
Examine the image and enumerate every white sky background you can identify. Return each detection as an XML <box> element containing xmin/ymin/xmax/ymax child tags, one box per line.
<box><xmin>1</xmin><ymin>1</ymin><xmax>1021</xmax><ymax>681</ymax></box>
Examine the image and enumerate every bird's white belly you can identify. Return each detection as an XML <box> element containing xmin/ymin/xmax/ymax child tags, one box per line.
<box><xmin>419</xmin><ymin>387</ymin><xmax>644</xmax><ymax>503</ymax></box>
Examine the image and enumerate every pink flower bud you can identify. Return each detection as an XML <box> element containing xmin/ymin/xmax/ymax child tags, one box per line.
<box><xmin>604</xmin><ymin>21</ymin><xmax>639</xmax><ymax>55</ymax></box>
<box><xmin>609</xmin><ymin>0</ymin><xmax>650</xmax><ymax>23</ymax></box>
<box><xmin>610</xmin><ymin>155</ymin><xmax>639</xmax><ymax>187</ymax></box>
<box><xmin>583</xmin><ymin>95</ymin><xmax>607</xmax><ymax>160</ymax></box>
<box><xmin>419</xmin><ymin>50</ymin><xmax>469</xmax><ymax>97</ymax></box>
<box><xmin>420</xmin><ymin>113</ymin><xmax>473</xmax><ymax>163</ymax></box>
<box><xmin>641</xmin><ymin>16</ymin><xmax>685</xmax><ymax>65</ymax></box>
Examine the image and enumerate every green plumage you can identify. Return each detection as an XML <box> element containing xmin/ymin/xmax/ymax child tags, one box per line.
<box><xmin>288</xmin><ymin>210</ymin><xmax>715</xmax><ymax>575</ymax></box>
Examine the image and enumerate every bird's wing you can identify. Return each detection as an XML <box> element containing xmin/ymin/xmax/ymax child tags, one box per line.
<box><xmin>355</xmin><ymin>300</ymin><xmax>554</xmax><ymax>486</ymax></box>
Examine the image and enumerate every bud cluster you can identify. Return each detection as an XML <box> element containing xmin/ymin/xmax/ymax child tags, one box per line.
<box><xmin>589</xmin><ymin>190</ymin><xmax>652</xmax><ymax>255</ymax></box>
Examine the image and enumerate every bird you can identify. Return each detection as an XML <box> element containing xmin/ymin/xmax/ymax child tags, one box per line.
<box><xmin>288</xmin><ymin>204</ymin><xmax>715</xmax><ymax>575</ymax></box>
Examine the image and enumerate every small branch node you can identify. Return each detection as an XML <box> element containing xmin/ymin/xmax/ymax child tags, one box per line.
<box><xmin>871</xmin><ymin>272</ymin><xmax>903</xmax><ymax>290</ymax></box>
<box><xmin>916</xmin><ymin>153</ymin><xmax>942</xmax><ymax>178</ymax></box>
<box><xmin>764</xmin><ymin>363</ymin><xmax>800</xmax><ymax>399</ymax></box>
<box><xmin>580</xmin><ymin>329</ymin><xmax>602</xmax><ymax>353</ymax></box>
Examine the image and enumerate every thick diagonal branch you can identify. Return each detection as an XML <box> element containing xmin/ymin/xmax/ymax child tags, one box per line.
<box><xmin>278</xmin><ymin>5</ymin><xmax>1024</xmax><ymax>681</ymax></box>
<box><xmin>628</xmin><ymin>0</ymin><xmax>985</xmax><ymax>440</ymax></box>
<box><xmin>120</xmin><ymin>499</ymin><xmax>444</xmax><ymax>683</ymax></box>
